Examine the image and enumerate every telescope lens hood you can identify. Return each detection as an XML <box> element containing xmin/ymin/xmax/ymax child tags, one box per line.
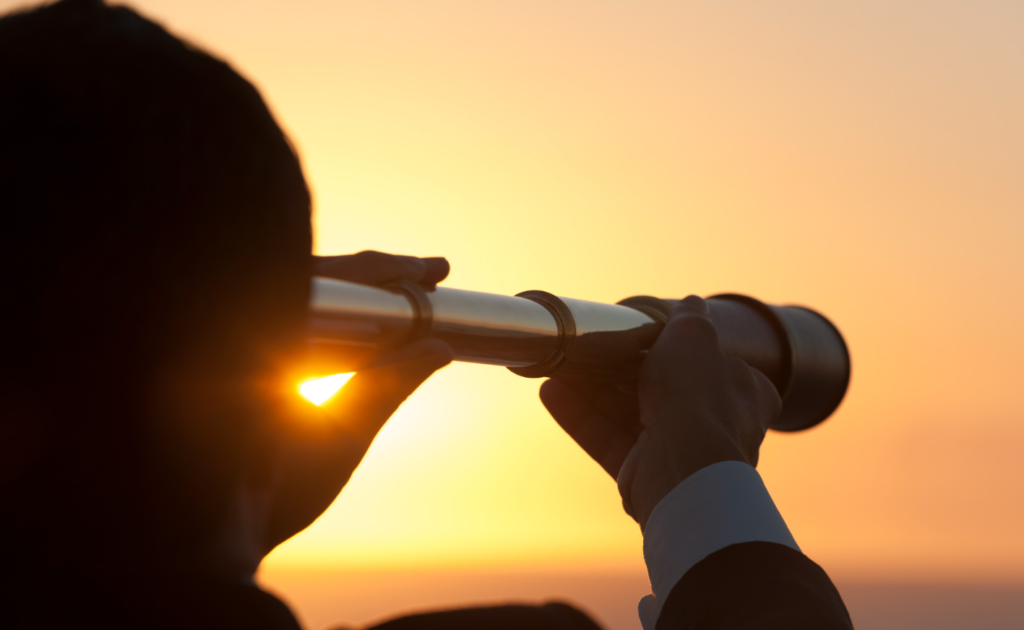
<box><xmin>765</xmin><ymin>303</ymin><xmax>851</xmax><ymax>432</ymax></box>
<box><xmin>708</xmin><ymin>295</ymin><xmax>850</xmax><ymax>432</ymax></box>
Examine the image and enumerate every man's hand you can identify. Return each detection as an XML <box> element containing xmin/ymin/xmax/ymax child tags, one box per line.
<box><xmin>303</xmin><ymin>251</ymin><xmax>451</xmax><ymax>375</ymax></box>
<box><xmin>540</xmin><ymin>296</ymin><xmax>781</xmax><ymax>530</ymax></box>
<box><xmin>262</xmin><ymin>251</ymin><xmax>453</xmax><ymax>553</ymax></box>
<box><xmin>314</xmin><ymin>250</ymin><xmax>450</xmax><ymax>288</ymax></box>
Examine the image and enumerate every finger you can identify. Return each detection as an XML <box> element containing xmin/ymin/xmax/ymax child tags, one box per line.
<box><xmin>540</xmin><ymin>379</ymin><xmax>638</xmax><ymax>479</ymax></box>
<box><xmin>303</xmin><ymin>339</ymin><xmax>375</xmax><ymax>376</ymax></box>
<box><xmin>655</xmin><ymin>295</ymin><xmax>723</xmax><ymax>362</ymax></box>
<box><xmin>719</xmin><ymin>359</ymin><xmax>775</xmax><ymax>465</ymax></box>
<box><xmin>674</xmin><ymin>294</ymin><xmax>710</xmax><ymax>317</ymax></box>
<box><xmin>318</xmin><ymin>339</ymin><xmax>453</xmax><ymax>444</ymax></box>
<box><xmin>549</xmin><ymin>377</ymin><xmax>642</xmax><ymax>438</ymax></box>
<box><xmin>305</xmin><ymin>336</ymin><xmax>456</xmax><ymax>376</ymax></box>
<box><xmin>315</xmin><ymin>251</ymin><xmax>427</xmax><ymax>285</ymax></box>
<box><xmin>420</xmin><ymin>257</ymin><xmax>450</xmax><ymax>286</ymax></box>
<box><xmin>750</xmin><ymin>367</ymin><xmax>783</xmax><ymax>430</ymax></box>
<box><xmin>726</xmin><ymin>355</ymin><xmax>759</xmax><ymax>392</ymax></box>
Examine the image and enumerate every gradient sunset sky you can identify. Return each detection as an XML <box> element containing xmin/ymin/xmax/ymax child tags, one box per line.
<box><xmin>8</xmin><ymin>0</ymin><xmax>1023</xmax><ymax>591</ymax></box>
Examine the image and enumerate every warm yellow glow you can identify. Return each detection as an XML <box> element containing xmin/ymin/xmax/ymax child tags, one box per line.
<box><xmin>78</xmin><ymin>0</ymin><xmax>1024</xmax><ymax>588</ymax></box>
<box><xmin>299</xmin><ymin>373</ymin><xmax>355</xmax><ymax>406</ymax></box>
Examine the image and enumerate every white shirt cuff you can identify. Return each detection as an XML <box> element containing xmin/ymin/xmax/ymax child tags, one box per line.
<box><xmin>638</xmin><ymin>460</ymin><xmax>800</xmax><ymax>630</ymax></box>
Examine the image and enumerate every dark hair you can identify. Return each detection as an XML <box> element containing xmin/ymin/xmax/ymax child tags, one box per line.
<box><xmin>0</xmin><ymin>0</ymin><xmax>312</xmax><ymax>572</ymax></box>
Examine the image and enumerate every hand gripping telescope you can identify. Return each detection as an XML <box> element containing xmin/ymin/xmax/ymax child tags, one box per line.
<box><xmin>309</xmin><ymin>278</ymin><xmax>850</xmax><ymax>431</ymax></box>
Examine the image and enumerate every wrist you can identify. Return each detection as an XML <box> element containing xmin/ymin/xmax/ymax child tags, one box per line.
<box><xmin>620</xmin><ymin>429</ymin><xmax>748</xmax><ymax>530</ymax></box>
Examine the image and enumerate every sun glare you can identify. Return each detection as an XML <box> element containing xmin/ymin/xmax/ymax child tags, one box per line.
<box><xmin>299</xmin><ymin>373</ymin><xmax>355</xmax><ymax>406</ymax></box>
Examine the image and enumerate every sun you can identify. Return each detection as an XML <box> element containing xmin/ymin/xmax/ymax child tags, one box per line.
<box><xmin>298</xmin><ymin>373</ymin><xmax>355</xmax><ymax>406</ymax></box>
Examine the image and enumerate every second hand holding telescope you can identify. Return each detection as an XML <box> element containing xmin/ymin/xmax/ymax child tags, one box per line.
<box><xmin>309</xmin><ymin>277</ymin><xmax>850</xmax><ymax>432</ymax></box>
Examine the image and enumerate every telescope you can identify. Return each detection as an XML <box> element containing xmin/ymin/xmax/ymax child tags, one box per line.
<box><xmin>308</xmin><ymin>278</ymin><xmax>850</xmax><ymax>431</ymax></box>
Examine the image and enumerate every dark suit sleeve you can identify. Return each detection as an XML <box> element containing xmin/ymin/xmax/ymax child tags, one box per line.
<box><xmin>655</xmin><ymin>541</ymin><xmax>853</xmax><ymax>630</ymax></box>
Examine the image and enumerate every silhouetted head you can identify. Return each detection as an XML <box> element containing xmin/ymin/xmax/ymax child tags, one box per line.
<box><xmin>0</xmin><ymin>0</ymin><xmax>312</xmax><ymax>575</ymax></box>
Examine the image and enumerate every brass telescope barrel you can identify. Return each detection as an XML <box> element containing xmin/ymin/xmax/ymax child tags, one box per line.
<box><xmin>308</xmin><ymin>277</ymin><xmax>850</xmax><ymax>432</ymax></box>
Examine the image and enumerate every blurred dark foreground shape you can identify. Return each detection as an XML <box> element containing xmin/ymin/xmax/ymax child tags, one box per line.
<box><xmin>359</xmin><ymin>602</ymin><xmax>603</xmax><ymax>630</ymax></box>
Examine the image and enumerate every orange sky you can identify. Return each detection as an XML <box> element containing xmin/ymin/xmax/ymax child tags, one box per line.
<box><xmin>9</xmin><ymin>0</ymin><xmax>1022</xmax><ymax>587</ymax></box>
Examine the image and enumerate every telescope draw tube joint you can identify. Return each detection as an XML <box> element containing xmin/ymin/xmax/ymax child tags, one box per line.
<box><xmin>508</xmin><ymin>291</ymin><xmax>577</xmax><ymax>378</ymax></box>
<box><xmin>382</xmin><ymin>278</ymin><xmax>434</xmax><ymax>345</ymax></box>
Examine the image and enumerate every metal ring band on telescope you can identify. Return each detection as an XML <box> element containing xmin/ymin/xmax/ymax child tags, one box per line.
<box><xmin>508</xmin><ymin>290</ymin><xmax>577</xmax><ymax>378</ymax></box>
<box><xmin>382</xmin><ymin>278</ymin><xmax>434</xmax><ymax>345</ymax></box>
<box><xmin>616</xmin><ymin>295</ymin><xmax>672</xmax><ymax>324</ymax></box>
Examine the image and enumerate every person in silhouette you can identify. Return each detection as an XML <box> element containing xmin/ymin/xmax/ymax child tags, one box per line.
<box><xmin>0</xmin><ymin>1</ymin><xmax>851</xmax><ymax>628</ymax></box>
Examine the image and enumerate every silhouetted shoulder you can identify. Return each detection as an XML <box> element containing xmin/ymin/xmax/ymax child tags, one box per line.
<box><xmin>656</xmin><ymin>542</ymin><xmax>853</xmax><ymax>630</ymax></box>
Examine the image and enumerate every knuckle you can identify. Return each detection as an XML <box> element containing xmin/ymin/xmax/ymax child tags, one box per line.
<box><xmin>356</xmin><ymin>250</ymin><xmax>387</xmax><ymax>263</ymax></box>
<box><xmin>672</xmin><ymin>295</ymin><xmax>708</xmax><ymax>314</ymax></box>
<box><xmin>402</xmin><ymin>257</ymin><xmax>427</xmax><ymax>277</ymax></box>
